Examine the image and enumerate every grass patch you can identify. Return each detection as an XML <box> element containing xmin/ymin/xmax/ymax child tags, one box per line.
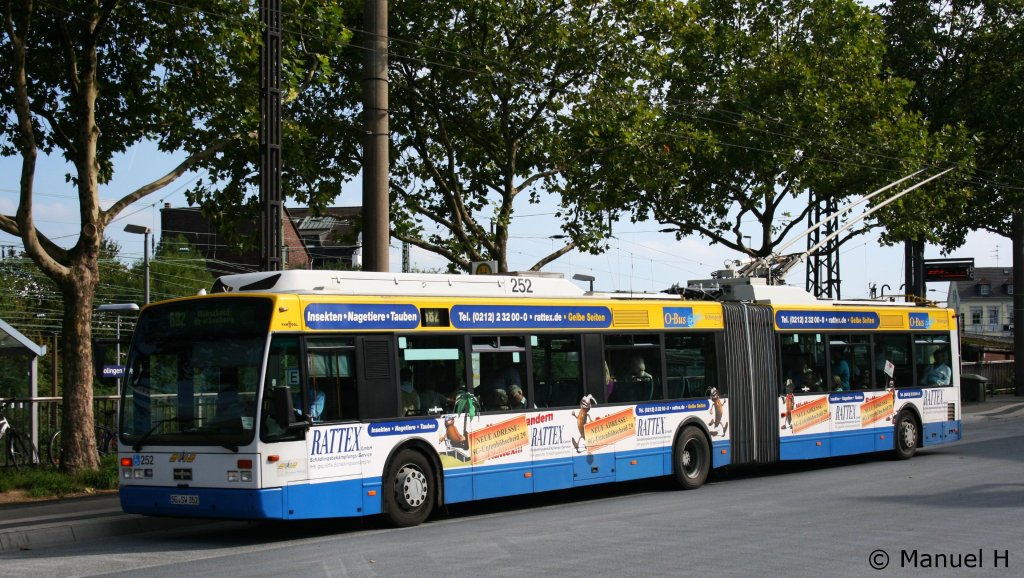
<box><xmin>0</xmin><ymin>454</ymin><xmax>119</xmax><ymax>498</ymax></box>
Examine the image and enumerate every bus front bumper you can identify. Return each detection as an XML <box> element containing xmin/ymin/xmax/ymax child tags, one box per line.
<box><xmin>119</xmin><ymin>485</ymin><xmax>285</xmax><ymax>520</ymax></box>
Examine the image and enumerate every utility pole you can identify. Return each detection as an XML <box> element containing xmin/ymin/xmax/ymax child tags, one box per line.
<box><xmin>805</xmin><ymin>194</ymin><xmax>841</xmax><ymax>299</ymax></box>
<box><xmin>362</xmin><ymin>0</ymin><xmax>390</xmax><ymax>272</ymax></box>
<box><xmin>260</xmin><ymin>0</ymin><xmax>283</xmax><ymax>272</ymax></box>
<box><xmin>1013</xmin><ymin>212</ymin><xmax>1024</xmax><ymax>396</ymax></box>
<box><xmin>904</xmin><ymin>239</ymin><xmax>925</xmax><ymax>303</ymax></box>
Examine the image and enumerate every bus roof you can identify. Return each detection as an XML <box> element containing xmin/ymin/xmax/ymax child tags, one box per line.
<box><xmin>212</xmin><ymin>270</ymin><xmax>590</xmax><ymax>299</ymax></box>
<box><xmin>210</xmin><ymin>270</ymin><xmax>940</xmax><ymax>310</ymax></box>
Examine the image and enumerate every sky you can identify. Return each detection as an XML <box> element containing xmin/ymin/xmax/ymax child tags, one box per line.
<box><xmin>0</xmin><ymin>136</ymin><xmax>1009</xmax><ymax>307</ymax></box>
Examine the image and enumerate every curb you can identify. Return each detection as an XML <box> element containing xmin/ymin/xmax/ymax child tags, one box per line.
<box><xmin>0</xmin><ymin>513</ymin><xmax>224</xmax><ymax>553</ymax></box>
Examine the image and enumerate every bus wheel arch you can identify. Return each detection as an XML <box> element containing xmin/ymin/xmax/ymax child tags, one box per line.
<box><xmin>671</xmin><ymin>421</ymin><xmax>711</xmax><ymax>490</ymax></box>
<box><xmin>382</xmin><ymin>443</ymin><xmax>439</xmax><ymax>527</ymax></box>
<box><xmin>893</xmin><ymin>408</ymin><xmax>921</xmax><ymax>460</ymax></box>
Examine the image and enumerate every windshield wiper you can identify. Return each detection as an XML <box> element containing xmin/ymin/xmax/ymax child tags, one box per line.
<box><xmin>131</xmin><ymin>417</ymin><xmax>196</xmax><ymax>452</ymax></box>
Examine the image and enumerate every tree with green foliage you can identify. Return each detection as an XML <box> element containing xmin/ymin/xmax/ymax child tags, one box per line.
<box><xmin>882</xmin><ymin>0</ymin><xmax>1024</xmax><ymax>394</ymax></box>
<box><xmin>0</xmin><ymin>240</ymin><xmax>128</xmax><ymax>399</ymax></box>
<box><xmin>570</xmin><ymin>0</ymin><xmax>969</xmax><ymax>271</ymax></box>
<box><xmin>384</xmin><ymin>0</ymin><xmax>667</xmax><ymax>272</ymax></box>
<box><xmin>0</xmin><ymin>1</ymin><xmax>359</xmax><ymax>472</ymax></box>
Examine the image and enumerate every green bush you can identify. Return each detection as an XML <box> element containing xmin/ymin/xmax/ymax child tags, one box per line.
<box><xmin>0</xmin><ymin>454</ymin><xmax>119</xmax><ymax>498</ymax></box>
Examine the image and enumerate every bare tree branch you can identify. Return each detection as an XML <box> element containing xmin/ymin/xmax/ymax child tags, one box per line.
<box><xmin>529</xmin><ymin>241</ymin><xmax>577</xmax><ymax>271</ymax></box>
<box><xmin>102</xmin><ymin>135</ymin><xmax>244</xmax><ymax>223</ymax></box>
<box><xmin>393</xmin><ymin>232</ymin><xmax>470</xmax><ymax>272</ymax></box>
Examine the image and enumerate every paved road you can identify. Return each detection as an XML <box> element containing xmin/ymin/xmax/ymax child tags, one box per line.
<box><xmin>1</xmin><ymin>398</ymin><xmax>1022</xmax><ymax>576</ymax></box>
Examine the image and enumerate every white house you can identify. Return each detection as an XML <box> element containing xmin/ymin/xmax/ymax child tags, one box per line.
<box><xmin>947</xmin><ymin>267</ymin><xmax>1014</xmax><ymax>337</ymax></box>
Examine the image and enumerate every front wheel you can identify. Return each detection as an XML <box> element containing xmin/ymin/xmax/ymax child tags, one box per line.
<box><xmin>384</xmin><ymin>449</ymin><xmax>435</xmax><ymax>527</ymax></box>
<box><xmin>894</xmin><ymin>412</ymin><xmax>918</xmax><ymax>460</ymax></box>
<box><xmin>672</xmin><ymin>426</ymin><xmax>710</xmax><ymax>490</ymax></box>
<box><xmin>8</xmin><ymin>431</ymin><xmax>33</xmax><ymax>469</ymax></box>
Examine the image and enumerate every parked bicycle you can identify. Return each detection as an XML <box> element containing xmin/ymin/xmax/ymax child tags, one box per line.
<box><xmin>1</xmin><ymin>400</ymin><xmax>35</xmax><ymax>469</ymax></box>
<box><xmin>48</xmin><ymin>410</ymin><xmax>118</xmax><ymax>467</ymax></box>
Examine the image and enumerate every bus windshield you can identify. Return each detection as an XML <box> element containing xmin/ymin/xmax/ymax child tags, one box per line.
<box><xmin>120</xmin><ymin>297</ymin><xmax>273</xmax><ymax>450</ymax></box>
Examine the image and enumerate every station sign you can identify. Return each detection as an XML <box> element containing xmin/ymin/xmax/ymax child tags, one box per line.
<box><xmin>923</xmin><ymin>258</ymin><xmax>974</xmax><ymax>281</ymax></box>
<box><xmin>102</xmin><ymin>365</ymin><xmax>126</xmax><ymax>379</ymax></box>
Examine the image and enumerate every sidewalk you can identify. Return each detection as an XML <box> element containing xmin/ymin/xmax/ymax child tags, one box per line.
<box><xmin>960</xmin><ymin>393</ymin><xmax>1024</xmax><ymax>421</ymax></box>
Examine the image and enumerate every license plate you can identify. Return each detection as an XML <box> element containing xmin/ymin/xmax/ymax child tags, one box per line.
<box><xmin>170</xmin><ymin>494</ymin><xmax>200</xmax><ymax>506</ymax></box>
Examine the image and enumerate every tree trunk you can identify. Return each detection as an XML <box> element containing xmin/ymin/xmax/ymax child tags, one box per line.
<box><xmin>1013</xmin><ymin>213</ymin><xmax>1024</xmax><ymax>397</ymax></box>
<box><xmin>59</xmin><ymin>260</ymin><xmax>101</xmax><ymax>472</ymax></box>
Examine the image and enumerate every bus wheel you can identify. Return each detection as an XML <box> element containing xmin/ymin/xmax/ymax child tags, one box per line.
<box><xmin>894</xmin><ymin>412</ymin><xmax>918</xmax><ymax>460</ymax></box>
<box><xmin>384</xmin><ymin>449</ymin><xmax>434</xmax><ymax>527</ymax></box>
<box><xmin>672</xmin><ymin>427</ymin><xmax>710</xmax><ymax>490</ymax></box>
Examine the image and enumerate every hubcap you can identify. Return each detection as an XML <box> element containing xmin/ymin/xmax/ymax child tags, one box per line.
<box><xmin>681</xmin><ymin>441</ymin><xmax>700</xmax><ymax>477</ymax></box>
<box><xmin>396</xmin><ymin>465</ymin><xmax>428</xmax><ymax>509</ymax></box>
<box><xmin>902</xmin><ymin>420</ymin><xmax>916</xmax><ymax>449</ymax></box>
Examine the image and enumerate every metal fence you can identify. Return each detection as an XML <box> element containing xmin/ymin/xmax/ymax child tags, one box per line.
<box><xmin>0</xmin><ymin>395</ymin><xmax>118</xmax><ymax>467</ymax></box>
<box><xmin>961</xmin><ymin>361</ymin><xmax>1015</xmax><ymax>395</ymax></box>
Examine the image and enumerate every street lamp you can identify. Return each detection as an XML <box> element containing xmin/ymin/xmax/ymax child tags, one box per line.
<box><xmin>124</xmin><ymin>224</ymin><xmax>151</xmax><ymax>304</ymax></box>
<box><xmin>96</xmin><ymin>303</ymin><xmax>140</xmax><ymax>391</ymax></box>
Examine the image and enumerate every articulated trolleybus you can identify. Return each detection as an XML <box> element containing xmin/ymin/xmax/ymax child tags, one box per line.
<box><xmin>118</xmin><ymin>270</ymin><xmax>961</xmax><ymax>526</ymax></box>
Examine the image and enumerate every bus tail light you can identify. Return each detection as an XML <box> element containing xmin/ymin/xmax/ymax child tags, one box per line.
<box><xmin>121</xmin><ymin>457</ymin><xmax>133</xmax><ymax>467</ymax></box>
<box><xmin>229</xmin><ymin>459</ymin><xmax>254</xmax><ymax>482</ymax></box>
<box><xmin>267</xmin><ymin>455</ymin><xmax>280</xmax><ymax>463</ymax></box>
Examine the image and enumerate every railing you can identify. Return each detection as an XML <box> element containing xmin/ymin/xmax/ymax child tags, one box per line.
<box><xmin>961</xmin><ymin>361</ymin><xmax>1015</xmax><ymax>395</ymax></box>
<box><xmin>0</xmin><ymin>395</ymin><xmax>118</xmax><ymax>467</ymax></box>
<box><xmin>963</xmin><ymin>323</ymin><xmax>1013</xmax><ymax>337</ymax></box>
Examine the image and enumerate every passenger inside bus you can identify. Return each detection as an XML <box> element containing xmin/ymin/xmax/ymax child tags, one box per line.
<box><xmin>854</xmin><ymin>367</ymin><xmax>873</xmax><ymax>389</ymax></box>
<box><xmin>481</xmin><ymin>355</ymin><xmax>525</xmax><ymax>410</ymax></box>
<box><xmin>790</xmin><ymin>359</ymin><xmax>823</xmax><ymax>393</ymax></box>
<box><xmin>484</xmin><ymin>387</ymin><xmax>510</xmax><ymax>411</ymax></box>
<box><xmin>400</xmin><ymin>367</ymin><xmax>420</xmax><ymax>415</ymax></box>
<box><xmin>610</xmin><ymin>354</ymin><xmax>657</xmax><ymax>402</ymax></box>
<box><xmin>921</xmin><ymin>348</ymin><xmax>952</xmax><ymax>386</ymax></box>
<box><xmin>508</xmin><ymin>384</ymin><xmax>529</xmax><ymax>409</ymax></box>
<box><xmin>831</xmin><ymin>347</ymin><xmax>852</xmax><ymax>391</ymax></box>
<box><xmin>294</xmin><ymin>386</ymin><xmax>325</xmax><ymax>422</ymax></box>
<box><xmin>603</xmin><ymin>361</ymin><xmax>615</xmax><ymax>399</ymax></box>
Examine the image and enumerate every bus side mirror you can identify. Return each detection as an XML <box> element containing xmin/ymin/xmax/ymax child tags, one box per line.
<box><xmin>272</xmin><ymin>385</ymin><xmax>308</xmax><ymax>430</ymax></box>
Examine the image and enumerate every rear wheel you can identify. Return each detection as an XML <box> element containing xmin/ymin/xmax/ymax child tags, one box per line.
<box><xmin>48</xmin><ymin>430</ymin><xmax>63</xmax><ymax>467</ymax></box>
<box><xmin>894</xmin><ymin>412</ymin><xmax>918</xmax><ymax>460</ymax></box>
<box><xmin>95</xmin><ymin>426</ymin><xmax>117</xmax><ymax>456</ymax></box>
<box><xmin>672</xmin><ymin>426</ymin><xmax>710</xmax><ymax>490</ymax></box>
<box><xmin>384</xmin><ymin>449</ymin><xmax>435</xmax><ymax>527</ymax></box>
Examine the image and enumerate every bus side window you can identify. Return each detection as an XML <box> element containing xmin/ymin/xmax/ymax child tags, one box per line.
<box><xmin>398</xmin><ymin>335</ymin><xmax>465</xmax><ymax>415</ymax></box>
<box><xmin>875</xmin><ymin>334</ymin><xmax>912</xmax><ymax>388</ymax></box>
<box><xmin>665</xmin><ymin>333</ymin><xmax>715</xmax><ymax>399</ymax></box>
<box><xmin>531</xmin><ymin>334</ymin><xmax>582</xmax><ymax>408</ymax></box>
<box><xmin>305</xmin><ymin>338</ymin><xmax>356</xmax><ymax>422</ymax></box>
